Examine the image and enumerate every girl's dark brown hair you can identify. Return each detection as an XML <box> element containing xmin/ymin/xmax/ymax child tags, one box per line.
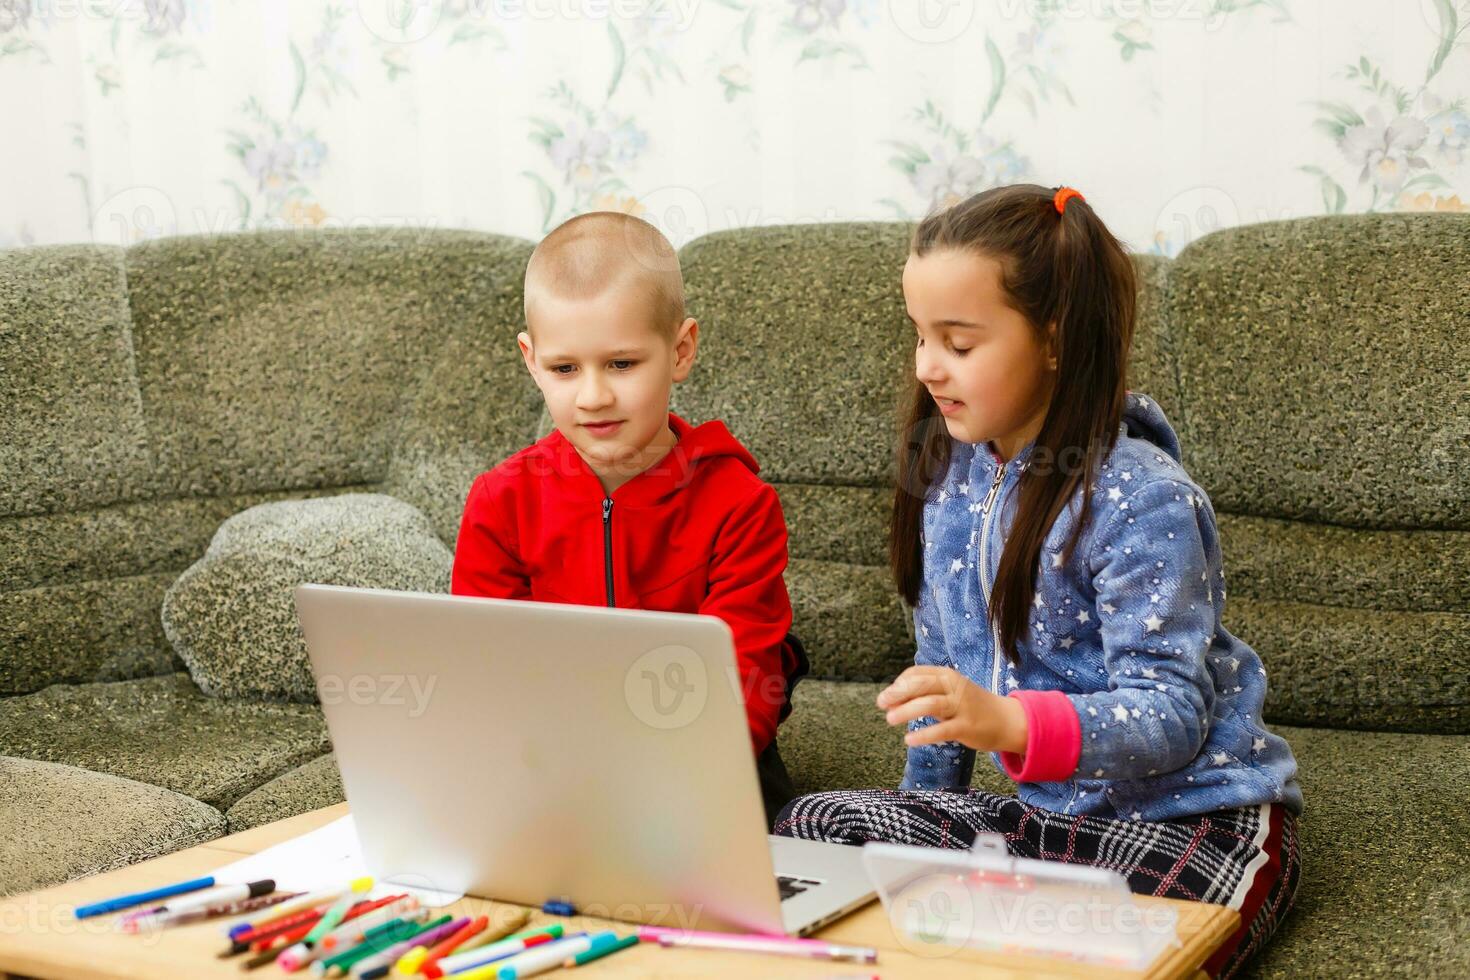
<box><xmin>889</xmin><ymin>184</ymin><xmax>1137</xmax><ymax>666</ymax></box>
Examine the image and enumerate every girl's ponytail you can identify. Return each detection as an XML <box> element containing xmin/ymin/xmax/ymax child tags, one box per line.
<box><xmin>890</xmin><ymin>184</ymin><xmax>1137</xmax><ymax>666</ymax></box>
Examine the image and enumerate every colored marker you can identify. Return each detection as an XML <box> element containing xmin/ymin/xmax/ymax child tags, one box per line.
<box><xmin>120</xmin><ymin>889</ymin><xmax>299</xmax><ymax>932</ymax></box>
<box><xmin>74</xmin><ymin>875</ymin><xmax>216</xmax><ymax>918</ymax></box>
<box><xmin>408</xmin><ymin>913</ymin><xmax>486</xmax><ymax>975</ymax></box>
<box><xmin>440</xmin><ymin>934</ymin><xmax>589</xmax><ymax>980</ymax></box>
<box><xmin>391</xmin><ymin>911</ymin><xmax>484</xmax><ymax>974</ymax></box>
<box><xmin>240</xmin><ymin>905</ymin><xmax>379</xmax><ymax>969</ymax></box>
<box><xmin>241</xmin><ymin>941</ymin><xmax>295</xmax><ymax>971</ymax></box>
<box><xmin>316</xmin><ymin>915</ymin><xmax>432</xmax><ymax>976</ymax></box>
<box><xmin>242</xmin><ymin>906</ymin><xmax>376</xmax><ymax>971</ymax></box>
<box><xmin>417</xmin><ymin>912</ymin><xmax>534</xmax><ymax>974</ymax></box>
<box><xmin>302</xmin><ymin>877</ymin><xmax>375</xmax><ymax>945</ymax></box>
<box><xmin>278</xmin><ymin>878</ymin><xmax>375</xmax><ymax>971</ymax></box>
<box><xmin>421</xmin><ymin>924</ymin><xmax>565</xmax><ymax>978</ymax></box>
<box><xmin>352</xmin><ymin>916</ymin><xmax>457</xmax><ymax>979</ymax></box>
<box><xmin>392</xmin><ymin>944</ymin><xmax>431</xmax><ymax>975</ymax></box>
<box><xmin>119</xmin><ymin>880</ymin><xmax>277</xmax><ymax>930</ymax></box>
<box><xmin>385</xmin><ymin>917</ymin><xmax>469</xmax><ymax>973</ymax></box>
<box><xmin>482</xmin><ymin>933</ymin><xmax>606</xmax><ymax>980</ymax></box>
<box><xmin>221</xmin><ymin>908</ymin><xmax>326</xmax><ymax>958</ymax></box>
<box><xmin>229</xmin><ymin>886</ymin><xmax>350</xmax><ymax>940</ymax></box>
<box><xmin>564</xmin><ymin>933</ymin><xmax>638</xmax><ymax>967</ymax></box>
<box><xmin>337</xmin><ymin>917</ymin><xmax>447</xmax><ymax>979</ymax></box>
<box><xmin>640</xmin><ymin>927</ymin><xmax>878</xmax><ymax>963</ymax></box>
<box><xmin>318</xmin><ymin>896</ymin><xmax>420</xmax><ymax>951</ymax></box>
<box><xmin>256</xmin><ymin>897</ymin><xmax>391</xmax><ymax>953</ymax></box>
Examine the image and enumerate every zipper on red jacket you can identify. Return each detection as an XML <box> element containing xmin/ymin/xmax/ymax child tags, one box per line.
<box><xmin>602</xmin><ymin>497</ymin><xmax>616</xmax><ymax>607</ymax></box>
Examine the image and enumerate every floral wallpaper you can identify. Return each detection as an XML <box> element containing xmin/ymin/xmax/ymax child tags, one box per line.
<box><xmin>1</xmin><ymin>1</ymin><xmax>1466</xmax><ymax>256</ymax></box>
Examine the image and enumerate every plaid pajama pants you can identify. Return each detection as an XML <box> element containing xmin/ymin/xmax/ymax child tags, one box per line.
<box><xmin>774</xmin><ymin>788</ymin><xmax>1300</xmax><ymax>979</ymax></box>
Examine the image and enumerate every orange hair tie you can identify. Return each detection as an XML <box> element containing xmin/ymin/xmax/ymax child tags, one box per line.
<box><xmin>1053</xmin><ymin>186</ymin><xmax>1084</xmax><ymax>214</ymax></box>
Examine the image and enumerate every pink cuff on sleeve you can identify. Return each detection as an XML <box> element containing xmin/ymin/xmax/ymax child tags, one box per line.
<box><xmin>1000</xmin><ymin>689</ymin><xmax>1082</xmax><ymax>783</ymax></box>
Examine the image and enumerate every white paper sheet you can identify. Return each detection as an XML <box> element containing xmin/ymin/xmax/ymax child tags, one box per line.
<box><xmin>211</xmin><ymin>815</ymin><xmax>465</xmax><ymax>907</ymax></box>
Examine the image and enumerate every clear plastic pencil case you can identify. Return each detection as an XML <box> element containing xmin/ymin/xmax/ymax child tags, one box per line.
<box><xmin>860</xmin><ymin>832</ymin><xmax>1182</xmax><ymax>971</ymax></box>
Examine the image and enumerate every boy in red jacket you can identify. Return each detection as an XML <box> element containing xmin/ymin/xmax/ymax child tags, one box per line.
<box><xmin>451</xmin><ymin>211</ymin><xmax>809</xmax><ymax>828</ymax></box>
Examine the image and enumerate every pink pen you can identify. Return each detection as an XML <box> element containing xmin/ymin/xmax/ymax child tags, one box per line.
<box><xmin>635</xmin><ymin>926</ymin><xmax>877</xmax><ymax>963</ymax></box>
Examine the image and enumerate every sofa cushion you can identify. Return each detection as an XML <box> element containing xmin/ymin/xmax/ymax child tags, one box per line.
<box><xmin>787</xmin><ymin>559</ymin><xmax>910</xmax><ymax>683</ymax></box>
<box><xmin>776</xmin><ymin>484</ymin><xmax>890</xmax><ymax>567</ymax></box>
<box><xmin>1226</xmin><ymin>597</ymin><xmax>1467</xmax><ymax>735</ymax></box>
<box><xmin>0</xmin><ymin>756</ymin><xmax>226</xmax><ymax>897</ymax></box>
<box><xmin>1161</xmin><ymin>213</ymin><xmax>1470</xmax><ymax>737</ymax></box>
<box><xmin>673</xmin><ymin>223</ymin><xmax>913</xmax><ymax>487</ymax></box>
<box><xmin>123</xmin><ymin>229</ymin><xmax>533</xmax><ymax>506</ymax></box>
<box><xmin>781</xmin><ymin>679</ymin><xmax>1008</xmax><ymax>795</ymax></box>
<box><xmin>0</xmin><ymin>486</ymin><xmax>381</xmax><ymax>698</ymax></box>
<box><xmin>780</xmin><ymin>679</ymin><xmax>905</xmax><ymax>793</ymax></box>
<box><xmin>0</xmin><ymin>244</ymin><xmax>153</xmax><ymax>520</ymax></box>
<box><xmin>378</xmin><ymin>236</ymin><xmax>543</xmax><ymax>545</ymax></box>
<box><xmin>0</xmin><ymin>573</ymin><xmax>179</xmax><ymax>698</ymax></box>
<box><xmin>781</xmin><ymin>680</ymin><xmax>1470</xmax><ymax>978</ymax></box>
<box><xmin>1218</xmin><ymin>512</ymin><xmax>1469</xmax><ymax>614</ymax></box>
<box><xmin>225</xmin><ymin>753</ymin><xmax>345</xmax><ymax>834</ymax></box>
<box><xmin>0</xmin><ymin>673</ymin><xmax>329</xmax><ymax>809</ymax></box>
<box><xmin>1126</xmin><ymin>252</ymin><xmax>1179</xmax><ymax>414</ymax></box>
<box><xmin>1243</xmin><ymin>724</ymin><xmax>1470</xmax><ymax>978</ymax></box>
<box><xmin>1214</xmin><ymin>512</ymin><xmax>1469</xmax><ymax>733</ymax></box>
<box><xmin>1165</xmin><ymin>213</ymin><xmax>1470</xmax><ymax>528</ymax></box>
<box><xmin>162</xmin><ymin>493</ymin><xmax>452</xmax><ymax>701</ymax></box>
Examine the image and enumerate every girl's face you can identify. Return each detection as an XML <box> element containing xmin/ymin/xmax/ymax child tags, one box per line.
<box><xmin>902</xmin><ymin>248</ymin><xmax>1057</xmax><ymax>462</ymax></box>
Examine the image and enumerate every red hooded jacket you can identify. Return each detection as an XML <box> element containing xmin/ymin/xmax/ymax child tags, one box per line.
<box><xmin>450</xmin><ymin>412</ymin><xmax>806</xmax><ymax>754</ymax></box>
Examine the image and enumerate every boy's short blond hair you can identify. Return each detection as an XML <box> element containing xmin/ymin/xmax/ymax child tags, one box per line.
<box><xmin>523</xmin><ymin>211</ymin><xmax>686</xmax><ymax>340</ymax></box>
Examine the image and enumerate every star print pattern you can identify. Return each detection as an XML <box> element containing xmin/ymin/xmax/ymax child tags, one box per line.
<box><xmin>899</xmin><ymin>391</ymin><xmax>1303</xmax><ymax>822</ymax></box>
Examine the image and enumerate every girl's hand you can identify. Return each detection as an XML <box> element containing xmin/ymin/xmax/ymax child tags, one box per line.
<box><xmin>877</xmin><ymin>666</ymin><xmax>1028</xmax><ymax>754</ymax></box>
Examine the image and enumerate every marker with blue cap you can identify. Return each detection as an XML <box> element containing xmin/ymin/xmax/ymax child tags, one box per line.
<box><xmin>74</xmin><ymin>875</ymin><xmax>217</xmax><ymax>919</ymax></box>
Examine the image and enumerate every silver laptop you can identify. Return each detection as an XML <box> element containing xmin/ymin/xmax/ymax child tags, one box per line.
<box><xmin>294</xmin><ymin>584</ymin><xmax>876</xmax><ymax>936</ymax></box>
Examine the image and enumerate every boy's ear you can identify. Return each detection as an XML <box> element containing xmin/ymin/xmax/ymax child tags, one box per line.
<box><xmin>517</xmin><ymin>331</ymin><xmax>538</xmax><ymax>378</ymax></box>
<box><xmin>671</xmin><ymin>317</ymin><xmax>698</xmax><ymax>382</ymax></box>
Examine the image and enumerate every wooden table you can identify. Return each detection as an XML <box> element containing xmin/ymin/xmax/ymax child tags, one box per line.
<box><xmin>0</xmin><ymin>804</ymin><xmax>1237</xmax><ymax>979</ymax></box>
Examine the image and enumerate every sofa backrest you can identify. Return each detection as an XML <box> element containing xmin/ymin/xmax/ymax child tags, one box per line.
<box><xmin>0</xmin><ymin>229</ymin><xmax>538</xmax><ymax>695</ymax></box>
<box><xmin>1165</xmin><ymin>214</ymin><xmax>1468</xmax><ymax>527</ymax></box>
<box><xmin>1</xmin><ymin>244</ymin><xmax>176</xmax><ymax>695</ymax></box>
<box><xmin>1161</xmin><ymin>213</ymin><xmax>1470</xmax><ymax>733</ymax></box>
<box><xmin>1</xmin><ymin>246</ymin><xmax>151</xmax><ymax>519</ymax></box>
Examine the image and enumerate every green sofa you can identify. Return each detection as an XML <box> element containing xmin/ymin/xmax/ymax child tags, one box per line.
<box><xmin>2</xmin><ymin>214</ymin><xmax>1466</xmax><ymax>977</ymax></box>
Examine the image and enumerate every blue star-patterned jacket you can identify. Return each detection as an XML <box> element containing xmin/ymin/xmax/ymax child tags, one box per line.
<box><xmin>901</xmin><ymin>391</ymin><xmax>1304</xmax><ymax>821</ymax></box>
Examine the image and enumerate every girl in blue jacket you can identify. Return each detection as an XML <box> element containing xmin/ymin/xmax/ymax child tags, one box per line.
<box><xmin>774</xmin><ymin>184</ymin><xmax>1302</xmax><ymax>979</ymax></box>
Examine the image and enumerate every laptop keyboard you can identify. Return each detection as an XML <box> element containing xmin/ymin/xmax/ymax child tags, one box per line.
<box><xmin>776</xmin><ymin>874</ymin><xmax>824</xmax><ymax>901</ymax></box>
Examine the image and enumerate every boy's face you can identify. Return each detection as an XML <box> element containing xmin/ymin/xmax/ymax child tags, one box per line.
<box><xmin>902</xmin><ymin>248</ymin><xmax>1057</xmax><ymax>461</ymax></box>
<box><xmin>519</xmin><ymin>284</ymin><xmax>697</xmax><ymax>482</ymax></box>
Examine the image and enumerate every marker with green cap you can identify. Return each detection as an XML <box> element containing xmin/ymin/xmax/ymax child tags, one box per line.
<box><xmin>276</xmin><ymin>877</ymin><xmax>374</xmax><ymax>972</ymax></box>
<box><xmin>304</xmin><ymin>877</ymin><xmax>374</xmax><ymax>944</ymax></box>
<box><xmin>351</xmin><ymin>915</ymin><xmax>456</xmax><ymax>980</ymax></box>
<box><xmin>315</xmin><ymin>917</ymin><xmax>431</xmax><ymax>977</ymax></box>
<box><xmin>564</xmin><ymin>933</ymin><xmax>638</xmax><ymax>967</ymax></box>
